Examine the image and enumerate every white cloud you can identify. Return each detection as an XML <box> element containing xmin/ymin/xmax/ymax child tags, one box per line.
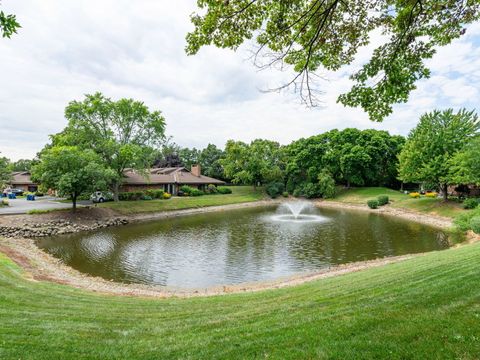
<box><xmin>0</xmin><ymin>0</ymin><xmax>479</xmax><ymax>160</ymax></box>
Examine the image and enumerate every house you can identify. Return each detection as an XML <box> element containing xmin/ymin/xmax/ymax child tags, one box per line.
<box><xmin>8</xmin><ymin>171</ymin><xmax>38</xmax><ymax>192</ymax></box>
<box><xmin>121</xmin><ymin>165</ymin><xmax>224</xmax><ymax>195</ymax></box>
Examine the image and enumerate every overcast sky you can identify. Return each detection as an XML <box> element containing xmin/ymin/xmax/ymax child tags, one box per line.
<box><xmin>1</xmin><ymin>1</ymin><xmax>479</xmax><ymax>161</ymax></box>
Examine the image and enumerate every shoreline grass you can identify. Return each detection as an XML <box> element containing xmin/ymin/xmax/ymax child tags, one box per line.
<box><xmin>0</xmin><ymin>242</ymin><xmax>479</xmax><ymax>358</ymax></box>
<box><xmin>99</xmin><ymin>186</ymin><xmax>265</xmax><ymax>215</ymax></box>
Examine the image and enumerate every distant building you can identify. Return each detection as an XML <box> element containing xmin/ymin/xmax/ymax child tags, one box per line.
<box><xmin>9</xmin><ymin>171</ymin><xmax>38</xmax><ymax>192</ymax></box>
<box><xmin>121</xmin><ymin>165</ymin><xmax>224</xmax><ymax>195</ymax></box>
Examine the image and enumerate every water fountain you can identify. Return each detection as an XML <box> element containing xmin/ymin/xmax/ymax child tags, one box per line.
<box><xmin>271</xmin><ymin>201</ymin><xmax>330</xmax><ymax>223</ymax></box>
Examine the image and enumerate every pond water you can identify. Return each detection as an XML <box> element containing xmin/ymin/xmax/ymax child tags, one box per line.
<box><xmin>36</xmin><ymin>205</ymin><xmax>456</xmax><ymax>288</ymax></box>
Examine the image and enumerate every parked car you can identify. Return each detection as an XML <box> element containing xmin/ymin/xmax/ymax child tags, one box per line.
<box><xmin>90</xmin><ymin>191</ymin><xmax>113</xmax><ymax>203</ymax></box>
<box><xmin>10</xmin><ymin>189</ymin><xmax>24</xmax><ymax>196</ymax></box>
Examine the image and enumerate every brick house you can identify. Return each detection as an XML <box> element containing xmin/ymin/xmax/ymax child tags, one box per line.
<box><xmin>121</xmin><ymin>165</ymin><xmax>224</xmax><ymax>195</ymax></box>
<box><xmin>8</xmin><ymin>171</ymin><xmax>39</xmax><ymax>192</ymax></box>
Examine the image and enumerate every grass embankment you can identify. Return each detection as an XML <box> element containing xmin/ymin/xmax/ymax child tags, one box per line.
<box><xmin>100</xmin><ymin>186</ymin><xmax>265</xmax><ymax>215</ymax></box>
<box><xmin>0</xmin><ymin>242</ymin><xmax>479</xmax><ymax>358</ymax></box>
<box><xmin>331</xmin><ymin>187</ymin><xmax>466</xmax><ymax>218</ymax></box>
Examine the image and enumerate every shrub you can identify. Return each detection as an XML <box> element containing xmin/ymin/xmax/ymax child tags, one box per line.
<box><xmin>409</xmin><ymin>192</ymin><xmax>420</xmax><ymax>198</ymax></box>
<box><xmin>317</xmin><ymin>170</ymin><xmax>336</xmax><ymax>198</ymax></box>
<box><xmin>146</xmin><ymin>189</ymin><xmax>164</xmax><ymax>199</ymax></box>
<box><xmin>301</xmin><ymin>183</ymin><xmax>322</xmax><ymax>199</ymax></box>
<box><xmin>425</xmin><ymin>192</ymin><xmax>437</xmax><ymax>198</ymax></box>
<box><xmin>141</xmin><ymin>195</ymin><xmax>153</xmax><ymax>201</ymax></box>
<box><xmin>377</xmin><ymin>195</ymin><xmax>389</xmax><ymax>206</ymax></box>
<box><xmin>190</xmin><ymin>189</ymin><xmax>205</xmax><ymax>196</ymax></box>
<box><xmin>470</xmin><ymin>216</ymin><xmax>480</xmax><ymax>234</ymax></box>
<box><xmin>217</xmin><ymin>187</ymin><xmax>232</xmax><ymax>194</ymax></box>
<box><xmin>266</xmin><ymin>182</ymin><xmax>284</xmax><ymax>198</ymax></box>
<box><xmin>1</xmin><ymin>199</ymin><xmax>8</xmax><ymax>206</ymax></box>
<box><xmin>206</xmin><ymin>184</ymin><xmax>218</xmax><ymax>194</ymax></box>
<box><xmin>463</xmin><ymin>198</ymin><xmax>479</xmax><ymax>210</ymax></box>
<box><xmin>367</xmin><ymin>200</ymin><xmax>379</xmax><ymax>209</ymax></box>
<box><xmin>163</xmin><ymin>192</ymin><xmax>172</xmax><ymax>199</ymax></box>
<box><xmin>282</xmin><ymin>191</ymin><xmax>289</xmax><ymax>198</ymax></box>
<box><xmin>119</xmin><ymin>191</ymin><xmax>145</xmax><ymax>201</ymax></box>
<box><xmin>293</xmin><ymin>188</ymin><xmax>302</xmax><ymax>197</ymax></box>
<box><xmin>180</xmin><ymin>185</ymin><xmax>195</xmax><ymax>195</ymax></box>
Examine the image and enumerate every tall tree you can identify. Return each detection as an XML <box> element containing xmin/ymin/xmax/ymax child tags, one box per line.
<box><xmin>52</xmin><ymin>93</ymin><xmax>166</xmax><ymax>201</ymax></box>
<box><xmin>9</xmin><ymin>159</ymin><xmax>37</xmax><ymax>172</ymax></box>
<box><xmin>186</xmin><ymin>1</ymin><xmax>480</xmax><ymax>121</ymax></box>
<box><xmin>178</xmin><ymin>147</ymin><xmax>201</xmax><ymax>169</ymax></box>
<box><xmin>398</xmin><ymin>109</ymin><xmax>479</xmax><ymax>200</ymax></box>
<box><xmin>199</xmin><ymin>144</ymin><xmax>225</xmax><ymax>180</ymax></box>
<box><xmin>31</xmin><ymin>146</ymin><xmax>114</xmax><ymax>211</ymax></box>
<box><xmin>448</xmin><ymin>137</ymin><xmax>480</xmax><ymax>186</ymax></box>
<box><xmin>0</xmin><ymin>153</ymin><xmax>11</xmax><ymax>190</ymax></box>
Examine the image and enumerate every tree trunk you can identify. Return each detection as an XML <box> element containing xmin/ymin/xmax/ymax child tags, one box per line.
<box><xmin>346</xmin><ymin>180</ymin><xmax>350</xmax><ymax>189</ymax></box>
<box><xmin>441</xmin><ymin>183</ymin><xmax>448</xmax><ymax>202</ymax></box>
<box><xmin>72</xmin><ymin>193</ymin><xmax>77</xmax><ymax>212</ymax></box>
<box><xmin>400</xmin><ymin>182</ymin><xmax>404</xmax><ymax>192</ymax></box>
<box><xmin>113</xmin><ymin>182</ymin><xmax>120</xmax><ymax>202</ymax></box>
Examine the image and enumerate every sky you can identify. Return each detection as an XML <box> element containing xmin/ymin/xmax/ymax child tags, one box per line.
<box><xmin>1</xmin><ymin>1</ymin><xmax>479</xmax><ymax>161</ymax></box>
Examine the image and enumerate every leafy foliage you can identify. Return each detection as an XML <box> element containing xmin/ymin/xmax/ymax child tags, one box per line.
<box><xmin>0</xmin><ymin>10</ymin><xmax>20</xmax><ymax>38</ymax></box>
<box><xmin>377</xmin><ymin>195</ymin><xmax>389</xmax><ymax>206</ymax></box>
<box><xmin>398</xmin><ymin>109</ymin><xmax>479</xmax><ymax>200</ymax></box>
<box><xmin>317</xmin><ymin>169</ymin><xmax>336</xmax><ymax>198</ymax></box>
<box><xmin>31</xmin><ymin>146</ymin><xmax>114</xmax><ymax>211</ymax></box>
<box><xmin>367</xmin><ymin>200</ymin><xmax>379</xmax><ymax>209</ymax></box>
<box><xmin>449</xmin><ymin>137</ymin><xmax>480</xmax><ymax>186</ymax></box>
<box><xmin>470</xmin><ymin>216</ymin><xmax>480</xmax><ymax>234</ymax></box>
<box><xmin>186</xmin><ymin>1</ymin><xmax>480</xmax><ymax>121</ymax></box>
<box><xmin>0</xmin><ymin>153</ymin><xmax>11</xmax><ymax>190</ymax></box>
<box><xmin>463</xmin><ymin>198</ymin><xmax>479</xmax><ymax>210</ymax></box>
<box><xmin>265</xmin><ymin>182</ymin><xmax>284</xmax><ymax>198</ymax></box>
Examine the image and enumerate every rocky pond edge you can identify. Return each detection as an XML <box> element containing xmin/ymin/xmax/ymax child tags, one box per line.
<box><xmin>0</xmin><ymin>199</ymin><xmax>478</xmax><ymax>298</ymax></box>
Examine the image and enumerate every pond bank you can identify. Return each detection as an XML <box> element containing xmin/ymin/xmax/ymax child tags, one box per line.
<box><xmin>0</xmin><ymin>198</ymin><xmax>478</xmax><ymax>297</ymax></box>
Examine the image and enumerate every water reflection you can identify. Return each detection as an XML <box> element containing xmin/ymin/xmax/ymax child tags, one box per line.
<box><xmin>36</xmin><ymin>206</ymin><xmax>458</xmax><ymax>288</ymax></box>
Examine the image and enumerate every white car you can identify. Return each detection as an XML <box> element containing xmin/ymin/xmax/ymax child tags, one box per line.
<box><xmin>90</xmin><ymin>191</ymin><xmax>113</xmax><ymax>203</ymax></box>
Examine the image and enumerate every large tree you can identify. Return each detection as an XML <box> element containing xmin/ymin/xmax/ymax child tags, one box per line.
<box><xmin>51</xmin><ymin>93</ymin><xmax>166</xmax><ymax>201</ymax></box>
<box><xmin>31</xmin><ymin>146</ymin><xmax>114</xmax><ymax>211</ymax></box>
<box><xmin>221</xmin><ymin>139</ymin><xmax>285</xmax><ymax>188</ymax></box>
<box><xmin>199</xmin><ymin>144</ymin><xmax>225</xmax><ymax>180</ymax></box>
<box><xmin>448</xmin><ymin>137</ymin><xmax>480</xmax><ymax>186</ymax></box>
<box><xmin>0</xmin><ymin>153</ymin><xmax>11</xmax><ymax>190</ymax></box>
<box><xmin>398</xmin><ymin>109</ymin><xmax>479</xmax><ymax>200</ymax></box>
<box><xmin>186</xmin><ymin>1</ymin><xmax>480</xmax><ymax>121</ymax></box>
<box><xmin>9</xmin><ymin>159</ymin><xmax>37</xmax><ymax>172</ymax></box>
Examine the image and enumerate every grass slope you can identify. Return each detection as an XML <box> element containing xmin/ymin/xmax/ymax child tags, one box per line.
<box><xmin>0</xmin><ymin>243</ymin><xmax>479</xmax><ymax>359</ymax></box>
<box><xmin>103</xmin><ymin>186</ymin><xmax>264</xmax><ymax>215</ymax></box>
<box><xmin>331</xmin><ymin>187</ymin><xmax>466</xmax><ymax>218</ymax></box>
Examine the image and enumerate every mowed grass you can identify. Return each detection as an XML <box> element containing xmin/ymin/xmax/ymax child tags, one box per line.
<box><xmin>100</xmin><ymin>186</ymin><xmax>265</xmax><ymax>215</ymax></box>
<box><xmin>331</xmin><ymin>187</ymin><xmax>466</xmax><ymax>218</ymax></box>
<box><xmin>0</xmin><ymin>242</ymin><xmax>479</xmax><ymax>359</ymax></box>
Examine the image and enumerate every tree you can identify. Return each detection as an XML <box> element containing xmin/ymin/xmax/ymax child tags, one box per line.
<box><xmin>178</xmin><ymin>147</ymin><xmax>200</xmax><ymax>169</ymax></box>
<box><xmin>221</xmin><ymin>139</ymin><xmax>285</xmax><ymax>188</ymax></box>
<box><xmin>186</xmin><ymin>1</ymin><xmax>480</xmax><ymax>121</ymax></box>
<box><xmin>52</xmin><ymin>92</ymin><xmax>166</xmax><ymax>201</ymax></box>
<box><xmin>398</xmin><ymin>109</ymin><xmax>479</xmax><ymax>200</ymax></box>
<box><xmin>317</xmin><ymin>169</ymin><xmax>335</xmax><ymax>198</ymax></box>
<box><xmin>0</xmin><ymin>153</ymin><xmax>11</xmax><ymax>190</ymax></box>
<box><xmin>0</xmin><ymin>8</ymin><xmax>20</xmax><ymax>38</ymax></box>
<box><xmin>31</xmin><ymin>146</ymin><xmax>114</xmax><ymax>211</ymax></box>
<box><xmin>199</xmin><ymin>144</ymin><xmax>225</xmax><ymax>180</ymax></box>
<box><xmin>9</xmin><ymin>159</ymin><xmax>37</xmax><ymax>172</ymax></box>
<box><xmin>448</xmin><ymin>137</ymin><xmax>480</xmax><ymax>186</ymax></box>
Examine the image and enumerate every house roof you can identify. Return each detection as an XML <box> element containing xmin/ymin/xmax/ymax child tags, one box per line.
<box><xmin>123</xmin><ymin>167</ymin><xmax>224</xmax><ymax>185</ymax></box>
<box><xmin>10</xmin><ymin>171</ymin><xmax>36</xmax><ymax>185</ymax></box>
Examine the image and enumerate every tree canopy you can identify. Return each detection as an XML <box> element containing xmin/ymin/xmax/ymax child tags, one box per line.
<box><xmin>0</xmin><ymin>153</ymin><xmax>11</xmax><ymax>190</ymax></box>
<box><xmin>186</xmin><ymin>0</ymin><xmax>480</xmax><ymax>121</ymax></box>
<box><xmin>448</xmin><ymin>136</ymin><xmax>480</xmax><ymax>186</ymax></box>
<box><xmin>31</xmin><ymin>146</ymin><xmax>114</xmax><ymax>211</ymax></box>
<box><xmin>49</xmin><ymin>92</ymin><xmax>166</xmax><ymax>201</ymax></box>
<box><xmin>398</xmin><ymin>108</ymin><xmax>479</xmax><ymax>199</ymax></box>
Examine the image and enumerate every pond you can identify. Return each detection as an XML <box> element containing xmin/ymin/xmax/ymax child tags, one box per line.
<box><xmin>36</xmin><ymin>204</ymin><xmax>457</xmax><ymax>288</ymax></box>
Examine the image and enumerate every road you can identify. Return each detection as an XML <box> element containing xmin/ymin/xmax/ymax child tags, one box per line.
<box><xmin>0</xmin><ymin>196</ymin><xmax>87</xmax><ymax>215</ymax></box>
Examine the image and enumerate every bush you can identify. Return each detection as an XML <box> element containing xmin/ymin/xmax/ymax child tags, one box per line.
<box><xmin>463</xmin><ymin>198</ymin><xmax>479</xmax><ymax>210</ymax></box>
<box><xmin>282</xmin><ymin>191</ymin><xmax>289</xmax><ymax>198</ymax></box>
<box><xmin>454</xmin><ymin>207</ymin><xmax>480</xmax><ymax>231</ymax></box>
<box><xmin>266</xmin><ymin>182</ymin><xmax>284</xmax><ymax>198</ymax></box>
<box><xmin>409</xmin><ymin>192</ymin><xmax>420</xmax><ymax>198</ymax></box>
<box><xmin>180</xmin><ymin>185</ymin><xmax>195</xmax><ymax>195</ymax></box>
<box><xmin>145</xmin><ymin>189</ymin><xmax>164</xmax><ymax>199</ymax></box>
<box><xmin>367</xmin><ymin>200</ymin><xmax>379</xmax><ymax>209</ymax></box>
<box><xmin>425</xmin><ymin>192</ymin><xmax>437</xmax><ymax>198</ymax></box>
<box><xmin>377</xmin><ymin>195</ymin><xmax>389</xmax><ymax>206</ymax></box>
<box><xmin>190</xmin><ymin>189</ymin><xmax>204</xmax><ymax>197</ymax></box>
<box><xmin>1</xmin><ymin>199</ymin><xmax>8</xmax><ymax>206</ymax></box>
<box><xmin>217</xmin><ymin>187</ymin><xmax>232</xmax><ymax>194</ymax></box>
<box><xmin>301</xmin><ymin>183</ymin><xmax>322</xmax><ymax>199</ymax></box>
<box><xmin>470</xmin><ymin>216</ymin><xmax>480</xmax><ymax>234</ymax></box>
<box><xmin>293</xmin><ymin>188</ymin><xmax>302</xmax><ymax>197</ymax></box>
<box><xmin>206</xmin><ymin>184</ymin><xmax>218</xmax><ymax>194</ymax></box>
<box><xmin>317</xmin><ymin>170</ymin><xmax>336</xmax><ymax>198</ymax></box>
<box><xmin>163</xmin><ymin>192</ymin><xmax>172</xmax><ymax>199</ymax></box>
<box><xmin>119</xmin><ymin>191</ymin><xmax>145</xmax><ymax>201</ymax></box>
<box><xmin>141</xmin><ymin>195</ymin><xmax>153</xmax><ymax>201</ymax></box>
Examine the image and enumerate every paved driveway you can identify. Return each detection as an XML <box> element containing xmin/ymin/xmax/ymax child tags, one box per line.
<box><xmin>0</xmin><ymin>196</ymin><xmax>80</xmax><ymax>215</ymax></box>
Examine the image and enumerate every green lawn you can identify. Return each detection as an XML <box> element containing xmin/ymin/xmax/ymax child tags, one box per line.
<box><xmin>331</xmin><ymin>187</ymin><xmax>466</xmax><ymax>218</ymax></box>
<box><xmin>100</xmin><ymin>186</ymin><xmax>266</xmax><ymax>215</ymax></box>
<box><xmin>0</xmin><ymin>242</ymin><xmax>479</xmax><ymax>359</ymax></box>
